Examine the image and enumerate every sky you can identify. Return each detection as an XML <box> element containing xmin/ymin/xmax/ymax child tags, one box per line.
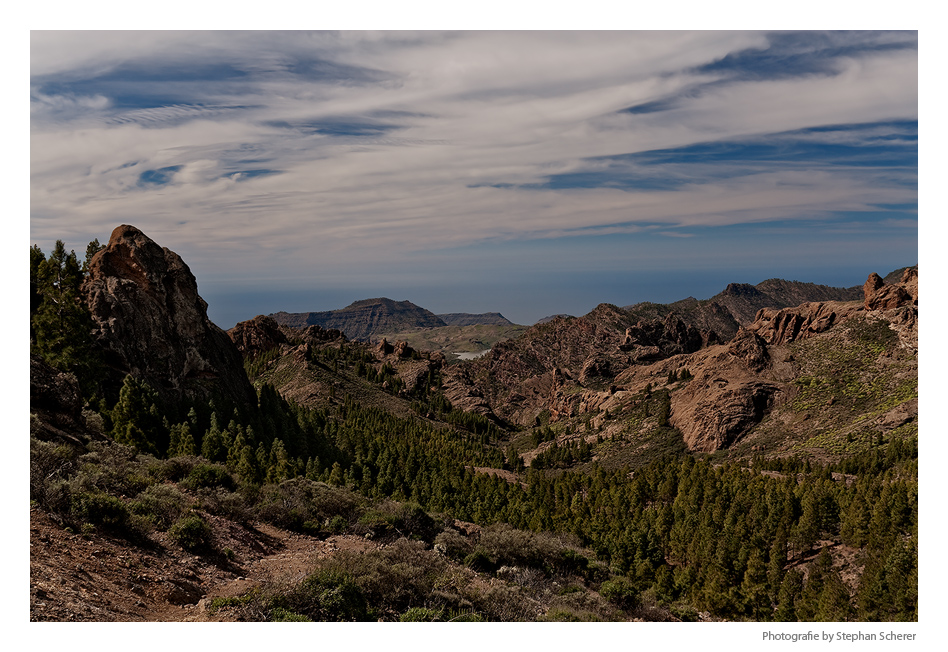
<box><xmin>29</xmin><ymin>29</ymin><xmax>918</xmax><ymax>327</ymax></box>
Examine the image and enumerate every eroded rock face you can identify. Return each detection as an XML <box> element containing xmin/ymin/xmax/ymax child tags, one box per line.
<box><xmin>865</xmin><ymin>272</ymin><xmax>912</xmax><ymax>311</ymax></box>
<box><xmin>82</xmin><ymin>225</ymin><xmax>255</xmax><ymax>406</ymax></box>
<box><xmin>727</xmin><ymin>328</ymin><xmax>770</xmax><ymax>372</ymax></box>
<box><xmin>228</xmin><ymin>315</ymin><xmax>287</xmax><ymax>357</ymax></box>
<box><xmin>620</xmin><ymin>313</ymin><xmax>709</xmax><ymax>360</ymax></box>
<box><xmin>299</xmin><ymin>324</ymin><xmax>346</xmax><ymax>344</ymax></box>
<box><xmin>674</xmin><ymin>380</ymin><xmax>780</xmax><ymax>452</ymax></box>
<box><xmin>747</xmin><ymin>301</ymin><xmax>860</xmax><ymax>346</ymax></box>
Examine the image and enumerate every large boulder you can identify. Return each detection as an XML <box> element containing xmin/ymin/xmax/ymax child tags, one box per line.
<box><xmin>228</xmin><ymin>315</ymin><xmax>288</xmax><ymax>357</ymax></box>
<box><xmin>82</xmin><ymin>225</ymin><xmax>255</xmax><ymax>406</ymax></box>
<box><xmin>864</xmin><ymin>271</ymin><xmax>913</xmax><ymax>311</ymax></box>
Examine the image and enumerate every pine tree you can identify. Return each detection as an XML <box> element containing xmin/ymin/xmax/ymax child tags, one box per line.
<box><xmin>31</xmin><ymin>240</ymin><xmax>101</xmax><ymax>394</ymax></box>
<box><xmin>774</xmin><ymin>569</ymin><xmax>804</xmax><ymax>622</ymax></box>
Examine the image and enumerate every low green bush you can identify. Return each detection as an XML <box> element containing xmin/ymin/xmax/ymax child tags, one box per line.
<box><xmin>600</xmin><ymin>576</ymin><xmax>640</xmax><ymax>610</ymax></box>
<box><xmin>399</xmin><ymin>606</ymin><xmax>443</xmax><ymax>622</ymax></box>
<box><xmin>129</xmin><ymin>483</ymin><xmax>189</xmax><ymax>530</ymax></box>
<box><xmin>270</xmin><ymin>569</ymin><xmax>369</xmax><ymax>622</ymax></box>
<box><xmin>71</xmin><ymin>491</ymin><xmax>130</xmax><ymax>531</ymax></box>
<box><xmin>184</xmin><ymin>463</ymin><xmax>235</xmax><ymax>491</ymax></box>
<box><xmin>168</xmin><ymin>513</ymin><xmax>213</xmax><ymax>552</ymax></box>
<box><xmin>269</xmin><ymin>607</ymin><xmax>313</xmax><ymax>622</ymax></box>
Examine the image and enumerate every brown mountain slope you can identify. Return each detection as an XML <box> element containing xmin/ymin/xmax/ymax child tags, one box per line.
<box><xmin>445</xmin><ymin>269</ymin><xmax>916</xmax><ymax>465</ymax></box>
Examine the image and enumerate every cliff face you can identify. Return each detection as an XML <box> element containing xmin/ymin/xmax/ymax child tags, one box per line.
<box><xmin>82</xmin><ymin>225</ymin><xmax>255</xmax><ymax>406</ymax></box>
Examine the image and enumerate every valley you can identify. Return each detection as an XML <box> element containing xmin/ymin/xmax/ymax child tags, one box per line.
<box><xmin>29</xmin><ymin>225</ymin><xmax>918</xmax><ymax>623</ymax></box>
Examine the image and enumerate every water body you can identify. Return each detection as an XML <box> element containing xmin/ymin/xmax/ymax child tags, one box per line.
<box><xmin>453</xmin><ymin>349</ymin><xmax>491</xmax><ymax>360</ymax></box>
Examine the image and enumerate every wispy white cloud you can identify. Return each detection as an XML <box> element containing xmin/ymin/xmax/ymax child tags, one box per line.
<box><xmin>30</xmin><ymin>30</ymin><xmax>917</xmax><ymax>312</ymax></box>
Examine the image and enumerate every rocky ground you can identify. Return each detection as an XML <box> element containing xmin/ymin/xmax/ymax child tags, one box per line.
<box><xmin>29</xmin><ymin>505</ymin><xmax>377</xmax><ymax>622</ymax></box>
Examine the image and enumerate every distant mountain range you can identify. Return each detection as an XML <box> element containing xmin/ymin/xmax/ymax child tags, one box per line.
<box><xmin>270</xmin><ymin>299</ymin><xmax>517</xmax><ymax>341</ymax></box>
<box><xmin>268</xmin><ymin>274</ymin><xmax>906</xmax><ymax>344</ymax></box>
<box><xmin>621</xmin><ymin>278</ymin><xmax>865</xmax><ymax>342</ymax></box>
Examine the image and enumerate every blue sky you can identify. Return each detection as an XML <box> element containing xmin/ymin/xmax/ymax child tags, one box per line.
<box><xmin>30</xmin><ymin>29</ymin><xmax>918</xmax><ymax>327</ymax></box>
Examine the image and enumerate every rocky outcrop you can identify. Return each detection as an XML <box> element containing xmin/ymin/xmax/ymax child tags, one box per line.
<box><xmin>393</xmin><ymin>340</ymin><xmax>415</xmax><ymax>359</ymax></box>
<box><xmin>619</xmin><ymin>313</ymin><xmax>713</xmax><ymax>361</ymax></box>
<box><xmin>674</xmin><ymin>380</ymin><xmax>781</xmax><ymax>452</ymax></box>
<box><xmin>622</xmin><ymin>278</ymin><xmax>861</xmax><ymax>341</ymax></box>
<box><xmin>82</xmin><ymin>225</ymin><xmax>255</xmax><ymax>406</ymax></box>
<box><xmin>747</xmin><ymin>301</ymin><xmax>860</xmax><ymax>346</ymax></box>
<box><xmin>299</xmin><ymin>324</ymin><xmax>346</xmax><ymax>344</ymax></box>
<box><xmin>228</xmin><ymin>315</ymin><xmax>287</xmax><ymax>357</ymax></box>
<box><xmin>578</xmin><ymin>355</ymin><xmax>613</xmax><ymax>386</ymax></box>
<box><xmin>864</xmin><ymin>271</ymin><xmax>913</xmax><ymax>311</ymax></box>
<box><xmin>726</xmin><ymin>328</ymin><xmax>770</xmax><ymax>372</ymax></box>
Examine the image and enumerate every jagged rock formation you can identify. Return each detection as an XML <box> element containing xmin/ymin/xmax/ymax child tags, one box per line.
<box><xmin>437</xmin><ymin>312</ymin><xmax>515</xmax><ymax>327</ymax></box>
<box><xmin>624</xmin><ymin>278</ymin><xmax>862</xmax><ymax>340</ymax></box>
<box><xmin>745</xmin><ymin>267</ymin><xmax>918</xmax><ymax>349</ymax></box>
<box><xmin>864</xmin><ymin>270</ymin><xmax>915</xmax><ymax>311</ymax></box>
<box><xmin>619</xmin><ymin>312</ymin><xmax>716</xmax><ymax>361</ymax></box>
<box><xmin>227</xmin><ymin>315</ymin><xmax>287</xmax><ymax>357</ymax></box>
<box><xmin>746</xmin><ymin>301</ymin><xmax>860</xmax><ymax>346</ymax></box>
<box><xmin>82</xmin><ymin>225</ymin><xmax>255</xmax><ymax>406</ymax></box>
<box><xmin>299</xmin><ymin>324</ymin><xmax>346</xmax><ymax>344</ymax></box>
<box><xmin>271</xmin><ymin>298</ymin><xmax>447</xmax><ymax>341</ymax></box>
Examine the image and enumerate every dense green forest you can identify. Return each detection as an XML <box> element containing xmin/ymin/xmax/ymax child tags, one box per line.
<box><xmin>29</xmin><ymin>240</ymin><xmax>918</xmax><ymax>622</ymax></box>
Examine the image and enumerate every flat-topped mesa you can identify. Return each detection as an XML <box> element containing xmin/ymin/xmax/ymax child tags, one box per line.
<box><xmin>82</xmin><ymin>224</ymin><xmax>255</xmax><ymax>406</ymax></box>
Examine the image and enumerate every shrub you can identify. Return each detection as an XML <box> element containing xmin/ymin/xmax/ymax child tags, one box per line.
<box><xmin>168</xmin><ymin>513</ymin><xmax>213</xmax><ymax>552</ymax></box>
<box><xmin>269</xmin><ymin>608</ymin><xmax>313</xmax><ymax>622</ymax></box>
<box><xmin>600</xmin><ymin>576</ymin><xmax>640</xmax><ymax>610</ymax></box>
<box><xmin>356</xmin><ymin>501</ymin><xmax>437</xmax><ymax>541</ymax></box>
<box><xmin>540</xmin><ymin>606</ymin><xmax>601</xmax><ymax>622</ymax></box>
<box><xmin>196</xmin><ymin>487</ymin><xmax>253</xmax><ymax>523</ymax></box>
<box><xmin>30</xmin><ymin>438</ymin><xmax>77</xmax><ymax>514</ymax></box>
<box><xmin>129</xmin><ymin>483</ymin><xmax>189</xmax><ymax>530</ymax></box>
<box><xmin>71</xmin><ymin>491</ymin><xmax>130</xmax><ymax>531</ymax></box>
<box><xmin>433</xmin><ymin>528</ymin><xmax>474</xmax><ymax>560</ymax></box>
<box><xmin>74</xmin><ymin>442</ymin><xmax>155</xmax><ymax>496</ymax></box>
<box><xmin>150</xmin><ymin>455</ymin><xmax>200</xmax><ymax>482</ymax></box>
<box><xmin>320</xmin><ymin>538</ymin><xmax>446</xmax><ymax>618</ymax></box>
<box><xmin>255</xmin><ymin>479</ymin><xmax>362</xmax><ymax>533</ymax></box>
<box><xmin>271</xmin><ymin>569</ymin><xmax>369</xmax><ymax>622</ymax></box>
<box><xmin>400</xmin><ymin>606</ymin><xmax>443</xmax><ymax>622</ymax></box>
<box><xmin>464</xmin><ymin>550</ymin><xmax>496</xmax><ymax>573</ymax></box>
<box><xmin>184</xmin><ymin>463</ymin><xmax>235</xmax><ymax>491</ymax></box>
<box><xmin>476</xmin><ymin>524</ymin><xmax>587</xmax><ymax>576</ymax></box>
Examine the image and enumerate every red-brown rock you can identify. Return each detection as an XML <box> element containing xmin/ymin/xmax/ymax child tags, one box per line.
<box><xmin>82</xmin><ymin>225</ymin><xmax>255</xmax><ymax>406</ymax></box>
<box><xmin>228</xmin><ymin>315</ymin><xmax>287</xmax><ymax>357</ymax></box>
